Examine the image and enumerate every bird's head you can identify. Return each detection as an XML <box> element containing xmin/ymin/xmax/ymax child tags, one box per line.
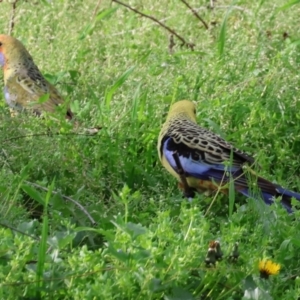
<box><xmin>166</xmin><ymin>100</ymin><xmax>197</xmax><ymax>122</ymax></box>
<box><xmin>0</xmin><ymin>34</ymin><xmax>32</xmax><ymax>69</ymax></box>
<box><xmin>0</xmin><ymin>34</ymin><xmax>33</xmax><ymax>81</ymax></box>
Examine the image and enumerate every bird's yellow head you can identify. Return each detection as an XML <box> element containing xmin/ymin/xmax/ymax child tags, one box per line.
<box><xmin>0</xmin><ymin>34</ymin><xmax>31</xmax><ymax>70</ymax></box>
<box><xmin>166</xmin><ymin>100</ymin><xmax>197</xmax><ymax>122</ymax></box>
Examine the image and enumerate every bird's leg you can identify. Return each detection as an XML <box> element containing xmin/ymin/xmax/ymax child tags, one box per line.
<box><xmin>178</xmin><ymin>182</ymin><xmax>196</xmax><ymax>200</ymax></box>
<box><xmin>172</xmin><ymin>151</ymin><xmax>195</xmax><ymax>198</ymax></box>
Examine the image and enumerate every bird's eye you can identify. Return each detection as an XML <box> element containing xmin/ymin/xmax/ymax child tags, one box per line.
<box><xmin>194</xmin><ymin>109</ymin><xmax>196</xmax><ymax>114</ymax></box>
<box><xmin>0</xmin><ymin>42</ymin><xmax>2</xmax><ymax>47</ymax></box>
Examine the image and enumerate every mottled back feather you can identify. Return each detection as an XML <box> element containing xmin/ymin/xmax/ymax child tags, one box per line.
<box><xmin>158</xmin><ymin>105</ymin><xmax>254</xmax><ymax>167</ymax></box>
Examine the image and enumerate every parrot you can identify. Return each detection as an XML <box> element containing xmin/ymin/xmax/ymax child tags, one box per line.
<box><xmin>158</xmin><ymin>100</ymin><xmax>300</xmax><ymax>213</ymax></box>
<box><xmin>0</xmin><ymin>34</ymin><xmax>73</xmax><ymax>119</ymax></box>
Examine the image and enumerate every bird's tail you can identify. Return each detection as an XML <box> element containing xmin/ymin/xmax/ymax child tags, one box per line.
<box><xmin>238</xmin><ymin>185</ymin><xmax>300</xmax><ymax>213</ymax></box>
<box><xmin>276</xmin><ymin>187</ymin><xmax>300</xmax><ymax>212</ymax></box>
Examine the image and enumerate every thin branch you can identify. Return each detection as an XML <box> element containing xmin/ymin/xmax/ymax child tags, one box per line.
<box><xmin>112</xmin><ymin>0</ymin><xmax>195</xmax><ymax>50</ymax></box>
<box><xmin>179</xmin><ymin>0</ymin><xmax>209</xmax><ymax>29</ymax></box>
<box><xmin>0</xmin><ymin>222</ymin><xmax>40</xmax><ymax>241</ymax></box>
<box><xmin>8</xmin><ymin>0</ymin><xmax>19</xmax><ymax>36</ymax></box>
<box><xmin>24</xmin><ymin>181</ymin><xmax>97</xmax><ymax>226</ymax></box>
<box><xmin>110</xmin><ymin>5</ymin><xmax>250</xmax><ymax>38</ymax></box>
<box><xmin>1</xmin><ymin>131</ymin><xmax>99</xmax><ymax>144</ymax></box>
<box><xmin>168</xmin><ymin>34</ymin><xmax>175</xmax><ymax>54</ymax></box>
<box><xmin>172</xmin><ymin>152</ymin><xmax>195</xmax><ymax>198</ymax></box>
<box><xmin>92</xmin><ymin>0</ymin><xmax>102</xmax><ymax>18</ymax></box>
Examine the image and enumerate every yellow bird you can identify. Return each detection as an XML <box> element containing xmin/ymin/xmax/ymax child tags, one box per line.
<box><xmin>158</xmin><ymin>100</ymin><xmax>300</xmax><ymax>212</ymax></box>
<box><xmin>0</xmin><ymin>34</ymin><xmax>73</xmax><ymax>119</ymax></box>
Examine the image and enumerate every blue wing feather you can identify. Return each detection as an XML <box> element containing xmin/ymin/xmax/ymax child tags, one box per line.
<box><xmin>163</xmin><ymin>137</ymin><xmax>240</xmax><ymax>180</ymax></box>
<box><xmin>163</xmin><ymin>137</ymin><xmax>300</xmax><ymax>213</ymax></box>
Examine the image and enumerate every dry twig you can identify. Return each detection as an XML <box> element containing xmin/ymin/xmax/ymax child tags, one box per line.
<box><xmin>179</xmin><ymin>0</ymin><xmax>209</xmax><ymax>29</ymax></box>
<box><xmin>0</xmin><ymin>221</ymin><xmax>40</xmax><ymax>241</ymax></box>
<box><xmin>24</xmin><ymin>181</ymin><xmax>97</xmax><ymax>226</ymax></box>
<box><xmin>92</xmin><ymin>0</ymin><xmax>102</xmax><ymax>19</ymax></box>
<box><xmin>1</xmin><ymin>131</ymin><xmax>99</xmax><ymax>144</ymax></box>
<box><xmin>8</xmin><ymin>0</ymin><xmax>19</xmax><ymax>35</ymax></box>
<box><xmin>112</xmin><ymin>0</ymin><xmax>195</xmax><ymax>50</ymax></box>
<box><xmin>168</xmin><ymin>34</ymin><xmax>175</xmax><ymax>54</ymax></box>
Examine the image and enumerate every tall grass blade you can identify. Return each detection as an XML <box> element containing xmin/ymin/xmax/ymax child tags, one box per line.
<box><xmin>228</xmin><ymin>149</ymin><xmax>235</xmax><ymax>218</ymax></box>
<box><xmin>96</xmin><ymin>7</ymin><xmax>118</xmax><ymax>21</ymax></box>
<box><xmin>279</xmin><ymin>0</ymin><xmax>300</xmax><ymax>10</ymax></box>
<box><xmin>105</xmin><ymin>66</ymin><xmax>135</xmax><ymax>108</ymax></box>
<box><xmin>218</xmin><ymin>14</ymin><xmax>228</xmax><ymax>57</ymax></box>
<box><xmin>35</xmin><ymin>179</ymin><xmax>55</xmax><ymax>297</ymax></box>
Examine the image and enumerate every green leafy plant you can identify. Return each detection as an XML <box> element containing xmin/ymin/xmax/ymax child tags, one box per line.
<box><xmin>0</xmin><ymin>0</ymin><xmax>300</xmax><ymax>298</ymax></box>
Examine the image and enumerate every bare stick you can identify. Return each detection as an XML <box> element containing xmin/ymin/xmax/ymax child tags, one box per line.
<box><xmin>24</xmin><ymin>181</ymin><xmax>97</xmax><ymax>226</ymax></box>
<box><xmin>179</xmin><ymin>0</ymin><xmax>209</xmax><ymax>29</ymax></box>
<box><xmin>8</xmin><ymin>0</ymin><xmax>19</xmax><ymax>35</ymax></box>
<box><xmin>172</xmin><ymin>151</ymin><xmax>194</xmax><ymax>198</ymax></box>
<box><xmin>92</xmin><ymin>0</ymin><xmax>102</xmax><ymax>19</ymax></box>
<box><xmin>112</xmin><ymin>0</ymin><xmax>195</xmax><ymax>50</ymax></box>
<box><xmin>0</xmin><ymin>222</ymin><xmax>40</xmax><ymax>241</ymax></box>
<box><xmin>1</xmin><ymin>131</ymin><xmax>100</xmax><ymax>144</ymax></box>
<box><xmin>168</xmin><ymin>34</ymin><xmax>175</xmax><ymax>54</ymax></box>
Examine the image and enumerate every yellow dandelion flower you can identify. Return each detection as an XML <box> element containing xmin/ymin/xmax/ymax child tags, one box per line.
<box><xmin>259</xmin><ymin>260</ymin><xmax>281</xmax><ymax>279</ymax></box>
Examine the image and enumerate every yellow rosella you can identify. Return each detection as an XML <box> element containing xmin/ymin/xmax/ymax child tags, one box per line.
<box><xmin>0</xmin><ymin>34</ymin><xmax>73</xmax><ymax>119</ymax></box>
<box><xmin>158</xmin><ymin>100</ymin><xmax>300</xmax><ymax>212</ymax></box>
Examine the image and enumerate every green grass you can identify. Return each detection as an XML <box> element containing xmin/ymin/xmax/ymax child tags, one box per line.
<box><xmin>1</xmin><ymin>0</ymin><xmax>300</xmax><ymax>298</ymax></box>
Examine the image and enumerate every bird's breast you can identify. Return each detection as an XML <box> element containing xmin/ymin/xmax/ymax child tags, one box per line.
<box><xmin>3</xmin><ymin>83</ymin><xmax>23</xmax><ymax>111</ymax></box>
<box><xmin>0</xmin><ymin>52</ymin><xmax>5</xmax><ymax>67</ymax></box>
